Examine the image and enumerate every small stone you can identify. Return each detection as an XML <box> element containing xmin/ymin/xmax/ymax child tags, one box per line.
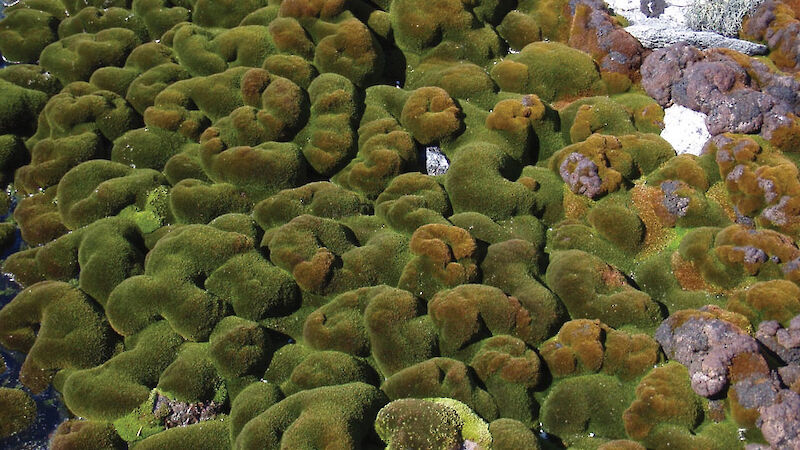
<box><xmin>425</xmin><ymin>146</ymin><xmax>449</xmax><ymax>176</ymax></box>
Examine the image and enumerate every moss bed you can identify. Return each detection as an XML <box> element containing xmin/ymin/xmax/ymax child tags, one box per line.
<box><xmin>1</xmin><ymin>0</ymin><xmax>800</xmax><ymax>448</ymax></box>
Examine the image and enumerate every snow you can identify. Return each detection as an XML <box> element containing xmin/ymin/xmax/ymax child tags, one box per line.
<box><xmin>660</xmin><ymin>104</ymin><xmax>711</xmax><ymax>156</ymax></box>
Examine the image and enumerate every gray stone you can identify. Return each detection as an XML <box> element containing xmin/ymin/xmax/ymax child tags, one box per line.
<box><xmin>626</xmin><ymin>23</ymin><xmax>769</xmax><ymax>54</ymax></box>
<box><xmin>641</xmin><ymin>0</ymin><xmax>666</xmax><ymax>17</ymax></box>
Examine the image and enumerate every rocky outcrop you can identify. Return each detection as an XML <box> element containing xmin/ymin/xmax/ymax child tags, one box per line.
<box><xmin>626</xmin><ymin>24</ymin><xmax>768</xmax><ymax>54</ymax></box>
<box><xmin>641</xmin><ymin>42</ymin><xmax>800</xmax><ymax>144</ymax></box>
<box><xmin>605</xmin><ymin>0</ymin><xmax>769</xmax><ymax>54</ymax></box>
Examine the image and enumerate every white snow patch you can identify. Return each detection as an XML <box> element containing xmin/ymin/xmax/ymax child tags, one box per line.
<box><xmin>660</xmin><ymin>104</ymin><xmax>711</xmax><ymax>156</ymax></box>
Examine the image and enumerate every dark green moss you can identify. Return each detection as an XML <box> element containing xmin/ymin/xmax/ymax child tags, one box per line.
<box><xmin>0</xmin><ymin>387</ymin><xmax>37</xmax><ymax>438</ymax></box>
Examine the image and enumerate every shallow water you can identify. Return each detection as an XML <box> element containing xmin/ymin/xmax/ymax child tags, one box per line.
<box><xmin>0</xmin><ymin>192</ymin><xmax>71</xmax><ymax>449</ymax></box>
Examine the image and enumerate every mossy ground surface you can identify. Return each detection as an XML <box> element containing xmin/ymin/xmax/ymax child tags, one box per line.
<box><xmin>0</xmin><ymin>0</ymin><xmax>798</xmax><ymax>448</ymax></box>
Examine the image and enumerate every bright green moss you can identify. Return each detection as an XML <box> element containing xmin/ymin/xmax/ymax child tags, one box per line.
<box><xmin>169</xmin><ymin>180</ymin><xmax>253</xmax><ymax>224</ymax></box>
<box><xmin>406</xmin><ymin>59</ymin><xmax>498</xmax><ymax>109</ymax></box>
<box><xmin>390</xmin><ymin>0</ymin><xmax>503</xmax><ymax>66</ymax></box>
<box><xmin>560</xmin><ymin>96</ymin><xmax>637</xmax><ymax>144</ymax></box>
<box><xmin>0</xmin><ymin>387</ymin><xmax>37</xmax><ymax>438</ymax></box>
<box><xmin>545</xmin><ymin>249</ymin><xmax>664</xmax><ymax>330</ymax></box>
<box><xmin>58</xmin><ymin>7</ymin><xmax>148</xmax><ymax>41</ymax></box>
<box><xmin>105</xmin><ymin>225</ymin><xmax>253</xmax><ymax>340</ymax></box>
<box><xmin>490</xmin><ymin>418</ymin><xmax>542</xmax><ymax>450</ymax></box>
<box><xmin>481</xmin><ymin>239</ymin><xmax>566</xmax><ymax>344</ymax></box>
<box><xmin>39</xmin><ymin>28</ymin><xmax>141</xmax><ymax>84</ymax></box>
<box><xmin>208</xmin><ymin>316</ymin><xmax>271</xmax><ymax>380</ymax></box>
<box><xmin>0</xmin><ymin>134</ymin><xmax>28</xmax><ymax>184</ymax></box>
<box><xmin>375</xmin><ymin>398</ymin><xmax>464</xmax><ymax>450</ymax></box>
<box><xmin>254</xmin><ymin>182</ymin><xmax>372</xmax><ymax>231</ymax></box>
<box><xmin>491</xmin><ymin>42</ymin><xmax>607</xmax><ymax>103</ymax></box>
<box><xmin>375</xmin><ymin>173</ymin><xmax>451</xmax><ymax>234</ymax></box>
<box><xmin>132</xmin><ymin>0</ymin><xmax>191</xmax><ymax>40</ymax></box>
<box><xmin>297</xmin><ymin>73</ymin><xmax>359</xmax><ymax>176</ymax></box>
<box><xmin>233</xmin><ymin>382</ymin><xmax>387</xmax><ymax>449</ymax></box>
<box><xmin>0</xmin><ymin>63</ymin><xmax>61</xmax><ymax>96</ymax></box>
<box><xmin>469</xmin><ymin>335</ymin><xmax>542</xmax><ymax>425</ymax></box>
<box><xmin>229</xmin><ymin>381</ymin><xmax>283</xmax><ymax>442</ymax></box>
<box><xmin>0</xmin><ymin>217</ymin><xmax>145</xmax><ymax>305</ymax></box>
<box><xmin>192</xmin><ymin>0</ymin><xmax>266</xmax><ymax>28</ymax></box>
<box><xmin>198</xmin><ymin>140</ymin><xmax>307</xmax><ymax>202</ymax></box>
<box><xmin>444</xmin><ymin>142</ymin><xmax>538</xmax><ymax>221</ymax></box>
<box><xmin>0</xmin><ymin>78</ymin><xmax>49</xmax><ymax>137</ymax></box>
<box><xmin>540</xmin><ymin>374</ymin><xmax>633</xmax><ymax>445</ymax></box>
<box><xmin>381</xmin><ymin>357</ymin><xmax>499</xmax><ymax>421</ymax></box>
<box><xmin>430</xmin><ymin>397</ymin><xmax>492</xmax><ymax>448</ymax></box>
<box><xmin>0</xmin><ymin>281</ymin><xmax>118</xmax><ymax>393</ymax></box>
<box><xmin>50</xmin><ymin>420</ymin><xmax>127</xmax><ymax>450</ymax></box>
<box><xmin>157</xmin><ymin>342</ymin><xmax>223</xmax><ymax>403</ymax></box>
<box><xmin>333</xmin><ymin>87</ymin><xmax>417</xmax><ymax>199</ymax></box>
<box><xmin>302</xmin><ymin>285</ymin><xmax>436</xmax><ymax>377</ymax></box>
<box><xmin>314</xmin><ymin>18</ymin><xmax>384</xmax><ymax>87</ymax></box>
<box><xmin>622</xmin><ymin>362</ymin><xmax>705</xmax><ymax>445</ymax></box>
<box><xmin>268</xmin><ymin>347</ymin><xmax>378</xmax><ymax>396</ymax></box>
<box><xmin>0</xmin><ymin>8</ymin><xmax>59</xmax><ymax>63</ymax></box>
<box><xmin>586</xmin><ymin>203</ymin><xmax>645</xmax><ymax>254</ymax></box>
<box><xmin>62</xmin><ymin>321</ymin><xmax>184</xmax><ymax>421</ymax></box>
<box><xmin>205</xmin><ymin>251</ymin><xmax>300</xmax><ymax>321</ymax></box>
<box><xmin>56</xmin><ymin>160</ymin><xmax>167</xmax><ymax>230</ymax></box>
<box><xmin>135</xmin><ymin>419</ymin><xmax>230</xmax><ymax>450</ymax></box>
<box><xmin>429</xmin><ymin>284</ymin><xmax>543</xmax><ymax>357</ymax></box>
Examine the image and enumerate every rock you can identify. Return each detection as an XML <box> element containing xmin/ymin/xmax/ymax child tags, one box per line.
<box><xmin>425</xmin><ymin>146</ymin><xmax>449</xmax><ymax>176</ymax></box>
<box><xmin>641</xmin><ymin>42</ymin><xmax>800</xmax><ymax>142</ymax></box>
<box><xmin>605</xmin><ymin>0</ymin><xmax>769</xmax><ymax>54</ymax></box>
<box><xmin>626</xmin><ymin>24</ymin><xmax>769</xmax><ymax>54</ymax></box>
<box><xmin>660</xmin><ymin>104</ymin><xmax>711</xmax><ymax>156</ymax></box>
<box><xmin>559</xmin><ymin>152</ymin><xmax>603</xmax><ymax>199</ymax></box>
<box><xmin>757</xmin><ymin>389</ymin><xmax>800</xmax><ymax>449</ymax></box>
<box><xmin>661</xmin><ymin>180</ymin><xmax>691</xmax><ymax>216</ymax></box>
<box><xmin>757</xmin><ymin>316</ymin><xmax>800</xmax><ymax>365</ymax></box>
<box><xmin>655</xmin><ymin>311</ymin><xmax>760</xmax><ymax>397</ymax></box>
<box><xmin>153</xmin><ymin>394</ymin><xmax>222</xmax><ymax>429</ymax></box>
<box><xmin>568</xmin><ymin>2</ymin><xmax>645</xmax><ymax>79</ymax></box>
<box><xmin>640</xmin><ymin>0</ymin><xmax>666</xmax><ymax>18</ymax></box>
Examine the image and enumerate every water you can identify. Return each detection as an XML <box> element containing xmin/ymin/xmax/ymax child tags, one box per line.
<box><xmin>0</xmin><ymin>195</ymin><xmax>70</xmax><ymax>449</ymax></box>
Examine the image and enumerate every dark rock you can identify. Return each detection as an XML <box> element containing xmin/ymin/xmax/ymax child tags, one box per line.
<box><xmin>762</xmin><ymin>195</ymin><xmax>792</xmax><ymax>227</ymax></box>
<box><xmin>641</xmin><ymin>42</ymin><xmax>799</xmax><ymax>140</ymax></box>
<box><xmin>640</xmin><ymin>43</ymin><xmax>704</xmax><ymax>107</ymax></box>
<box><xmin>732</xmin><ymin>246</ymin><xmax>769</xmax><ymax>265</ymax></box>
<box><xmin>778</xmin><ymin>363</ymin><xmax>800</xmax><ymax>388</ymax></box>
<box><xmin>568</xmin><ymin>3</ymin><xmax>645</xmax><ymax>78</ymax></box>
<box><xmin>153</xmin><ymin>394</ymin><xmax>222</xmax><ymax>429</ymax></box>
<box><xmin>733</xmin><ymin>373</ymin><xmax>782</xmax><ymax>410</ymax></box>
<box><xmin>660</xmin><ymin>180</ymin><xmax>689</xmax><ymax>217</ymax></box>
<box><xmin>756</xmin><ymin>317</ymin><xmax>800</xmax><ymax>365</ymax></box>
<box><xmin>640</xmin><ymin>0</ymin><xmax>666</xmax><ymax>18</ymax></box>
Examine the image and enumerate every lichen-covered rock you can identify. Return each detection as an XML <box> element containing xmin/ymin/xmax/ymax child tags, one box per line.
<box><xmin>756</xmin><ymin>315</ymin><xmax>800</xmax><ymax>364</ymax></box>
<box><xmin>655</xmin><ymin>308</ymin><xmax>760</xmax><ymax>397</ymax></box>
